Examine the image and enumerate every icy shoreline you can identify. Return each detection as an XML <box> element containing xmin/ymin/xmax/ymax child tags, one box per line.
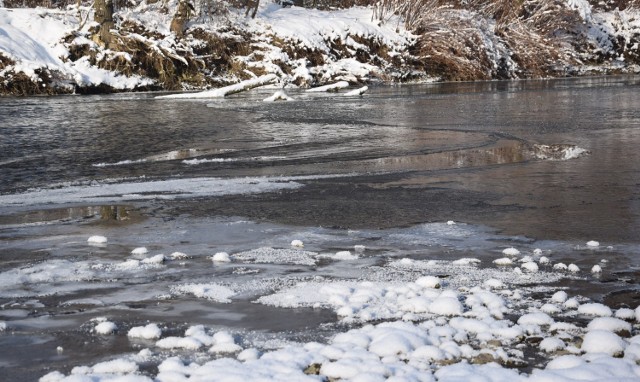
<box><xmin>33</xmin><ymin>228</ymin><xmax>640</xmax><ymax>382</ymax></box>
<box><xmin>1</xmin><ymin>209</ymin><xmax>639</xmax><ymax>381</ymax></box>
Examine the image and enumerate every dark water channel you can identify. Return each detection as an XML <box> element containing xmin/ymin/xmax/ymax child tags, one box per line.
<box><xmin>1</xmin><ymin>76</ymin><xmax>640</xmax><ymax>380</ymax></box>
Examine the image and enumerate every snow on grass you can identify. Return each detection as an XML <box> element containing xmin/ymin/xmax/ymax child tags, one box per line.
<box><xmin>170</xmin><ymin>283</ymin><xmax>236</xmax><ymax>303</ymax></box>
<box><xmin>128</xmin><ymin>324</ymin><xmax>162</xmax><ymax>340</ymax></box>
<box><xmin>0</xmin><ymin>8</ymin><xmax>153</xmax><ymax>91</ymax></box>
<box><xmin>0</xmin><ymin>321</ymin><xmax>6</xmax><ymax>332</ymax></box>
<box><xmin>253</xmin><ymin>5</ymin><xmax>410</xmax><ymax>56</ymax></box>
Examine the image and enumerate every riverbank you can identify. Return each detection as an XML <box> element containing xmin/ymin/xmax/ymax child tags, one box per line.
<box><xmin>1</xmin><ymin>0</ymin><xmax>640</xmax><ymax>95</ymax></box>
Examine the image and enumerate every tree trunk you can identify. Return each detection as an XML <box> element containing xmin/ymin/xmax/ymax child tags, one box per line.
<box><xmin>244</xmin><ymin>0</ymin><xmax>259</xmax><ymax>18</ymax></box>
<box><xmin>171</xmin><ymin>0</ymin><xmax>192</xmax><ymax>38</ymax></box>
<box><xmin>94</xmin><ymin>0</ymin><xmax>114</xmax><ymax>47</ymax></box>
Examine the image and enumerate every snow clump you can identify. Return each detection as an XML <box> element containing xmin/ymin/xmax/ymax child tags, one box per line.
<box><xmin>502</xmin><ymin>247</ymin><xmax>520</xmax><ymax>256</ymax></box>
<box><xmin>581</xmin><ymin>330</ymin><xmax>626</xmax><ymax>355</ymax></box>
<box><xmin>128</xmin><ymin>323</ymin><xmax>162</xmax><ymax>340</ymax></box>
<box><xmin>521</xmin><ymin>262</ymin><xmax>539</xmax><ymax>272</ymax></box>
<box><xmin>212</xmin><ymin>252</ymin><xmax>231</xmax><ymax>262</ymax></box>
<box><xmin>568</xmin><ymin>264</ymin><xmax>580</xmax><ymax>273</ymax></box>
<box><xmin>614</xmin><ymin>308</ymin><xmax>636</xmax><ymax>320</ymax></box>
<box><xmin>131</xmin><ymin>247</ymin><xmax>148</xmax><ymax>255</ymax></box>
<box><xmin>586</xmin><ymin>240</ymin><xmax>600</xmax><ymax>247</ymax></box>
<box><xmin>493</xmin><ymin>258</ymin><xmax>513</xmax><ymax>266</ymax></box>
<box><xmin>578</xmin><ymin>303</ymin><xmax>613</xmax><ymax>317</ymax></box>
<box><xmin>87</xmin><ymin>235</ymin><xmax>107</xmax><ymax>245</ymax></box>
<box><xmin>94</xmin><ymin>321</ymin><xmax>118</xmax><ymax>335</ymax></box>
<box><xmin>587</xmin><ymin>317</ymin><xmax>632</xmax><ymax>333</ymax></box>
<box><xmin>415</xmin><ymin>276</ymin><xmax>441</xmax><ymax>289</ymax></box>
<box><xmin>539</xmin><ymin>337</ymin><xmax>566</xmax><ymax>353</ymax></box>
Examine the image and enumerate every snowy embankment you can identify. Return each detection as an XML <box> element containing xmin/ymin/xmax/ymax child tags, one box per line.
<box><xmin>1</xmin><ymin>1</ymin><xmax>640</xmax><ymax>95</ymax></box>
<box><xmin>34</xmin><ymin>230</ymin><xmax>640</xmax><ymax>382</ymax></box>
<box><xmin>0</xmin><ymin>8</ymin><xmax>153</xmax><ymax>94</ymax></box>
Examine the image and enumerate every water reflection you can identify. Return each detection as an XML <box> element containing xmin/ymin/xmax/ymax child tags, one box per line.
<box><xmin>0</xmin><ymin>205</ymin><xmax>133</xmax><ymax>225</ymax></box>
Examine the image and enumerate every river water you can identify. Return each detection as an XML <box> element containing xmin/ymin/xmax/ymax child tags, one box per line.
<box><xmin>1</xmin><ymin>76</ymin><xmax>640</xmax><ymax>380</ymax></box>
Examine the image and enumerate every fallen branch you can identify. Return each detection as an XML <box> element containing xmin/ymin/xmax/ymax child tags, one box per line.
<box><xmin>156</xmin><ymin>74</ymin><xmax>278</xmax><ymax>99</ymax></box>
<box><xmin>306</xmin><ymin>81</ymin><xmax>350</xmax><ymax>93</ymax></box>
<box><xmin>344</xmin><ymin>86</ymin><xmax>368</xmax><ymax>96</ymax></box>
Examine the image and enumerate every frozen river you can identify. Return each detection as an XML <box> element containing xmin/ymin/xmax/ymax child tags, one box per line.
<box><xmin>1</xmin><ymin>76</ymin><xmax>640</xmax><ymax>381</ymax></box>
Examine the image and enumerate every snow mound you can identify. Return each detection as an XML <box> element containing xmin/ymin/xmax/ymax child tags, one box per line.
<box><xmin>581</xmin><ymin>330</ymin><xmax>626</xmax><ymax>355</ymax></box>
<box><xmin>578</xmin><ymin>303</ymin><xmax>613</xmax><ymax>317</ymax></box>
<box><xmin>131</xmin><ymin>247</ymin><xmax>148</xmax><ymax>255</ymax></box>
<box><xmin>587</xmin><ymin>317</ymin><xmax>632</xmax><ymax>333</ymax></box>
<box><xmin>212</xmin><ymin>252</ymin><xmax>231</xmax><ymax>262</ymax></box>
<box><xmin>87</xmin><ymin>235</ymin><xmax>107</xmax><ymax>245</ymax></box>
<box><xmin>502</xmin><ymin>247</ymin><xmax>520</xmax><ymax>256</ymax></box>
<box><xmin>95</xmin><ymin>321</ymin><xmax>118</xmax><ymax>335</ymax></box>
<box><xmin>128</xmin><ymin>324</ymin><xmax>162</xmax><ymax>340</ymax></box>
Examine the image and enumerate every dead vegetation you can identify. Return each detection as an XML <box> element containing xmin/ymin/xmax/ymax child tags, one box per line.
<box><xmin>2</xmin><ymin>0</ymin><xmax>640</xmax><ymax>95</ymax></box>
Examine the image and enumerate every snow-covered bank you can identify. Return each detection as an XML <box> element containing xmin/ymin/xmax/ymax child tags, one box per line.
<box><xmin>1</xmin><ymin>1</ymin><xmax>640</xmax><ymax>95</ymax></box>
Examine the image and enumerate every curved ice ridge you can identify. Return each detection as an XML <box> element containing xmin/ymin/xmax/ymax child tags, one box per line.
<box><xmin>0</xmin><ymin>174</ymin><xmax>348</xmax><ymax>207</ymax></box>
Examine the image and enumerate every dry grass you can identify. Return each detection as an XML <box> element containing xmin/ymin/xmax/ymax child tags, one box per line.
<box><xmin>416</xmin><ymin>10</ymin><xmax>496</xmax><ymax>81</ymax></box>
